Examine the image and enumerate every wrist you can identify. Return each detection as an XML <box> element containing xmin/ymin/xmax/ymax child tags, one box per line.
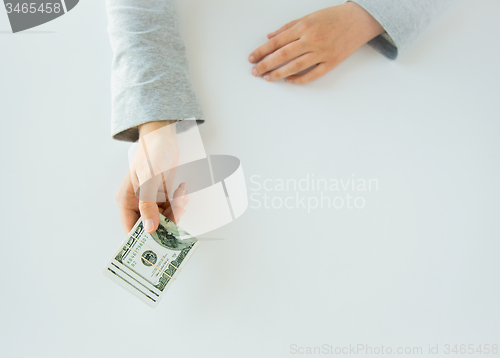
<box><xmin>344</xmin><ymin>1</ymin><xmax>384</xmax><ymax>42</ymax></box>
<box><xmin>138</xmin><ymin>120</ymin><xmax>177</xmax><ymax>139</ymax></box>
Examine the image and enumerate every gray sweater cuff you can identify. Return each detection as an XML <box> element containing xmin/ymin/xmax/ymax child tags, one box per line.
<box><xmin>348</xmin><ymin>0</ymin><xmax>453</xmax><ymax>60</ymax></box>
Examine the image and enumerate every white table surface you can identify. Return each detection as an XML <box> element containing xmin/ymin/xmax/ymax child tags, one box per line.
<box><xmin>1</xmin><ymin>1</ymin><xmax>499</xmax><ymax>357</ymax></box>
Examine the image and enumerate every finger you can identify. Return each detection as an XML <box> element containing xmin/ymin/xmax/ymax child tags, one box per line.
<box><xmin>262</xmin><ymin>52</ymin><xmax>317</xmax><ymax>82</ymax></box>
<box><xmin>286</xmin><ymin>63</ymin><xmax>330</xmax><ymax>85</ymax></box>
<box><xmin>116</xmin><ymin>172</ymin><xmax>140</xmax><ymax>233</ymax></box>
<box><xmin>139</xmin><ymin>201</ymin><xmax>160</xmax><ymax>233</ymax></box>
<box><xmin>164</xmin><ymin>205</ymin><xmax>186</xmax><ymax>224</ymax></box>
<box><xmin>118</xmin><ymin>205</ymin><xmax>140</xmax><ymax>234</ymax></box>
<box><xmin>249</xmin><ymin>29</ymin><xmax>300</xmax><ymax>65</ymax></box>
<box><xmin>172</xmin><ymin>182</ymin><xmax>189</xmax><ymax>207</ymax></box>
<box><xmin>266</xmin><ymin>19</ymin><xmax>301</xmax><ymax>39</ymax></box>
<box><xmin>167</xmin><ymin>183</ymin><xmax>189</xmax><ymax>224</ymax></box>
<box><xmin>158</xmin><ymin>171</ymin><xmax>173</xmax><ymax>203</ymax></box>
<box><xmin>253</xmin><ymin>40</ymin><xmax>307</xmax><ymax>77</ymax></box>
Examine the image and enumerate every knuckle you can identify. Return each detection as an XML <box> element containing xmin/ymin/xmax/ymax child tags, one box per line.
<box><xmin>274</xmin><ymin>69</ymin><xmax>286</xmax><ymax>80</ymax></box>
<box><xmin>255</xmin><ymin>62</ymin><xmax>265</xmax><ymax>73</ymax></box>
<box><xmin>291</xmin><ymin>61</ymin><xmax>303</xmax><ymax>73</ymax></box>
<box><xmin>283</xmin><ymin>21</ymin><xmax>294</xmax><ymax>31</ymax></box>
<box><xmin>139</xmin><ymin>201</ymin><xmax>156</xmax><ymax>211</ymax></box>
<box><xmin>278</xmin><ymin>48</ymin><xmax>288</xmax><ymax>61</ymax></box>
<box><xmin>270</xmin><ymin>37</ymin><xmax>281</xmax><ymax>49</ymax></box>
<box><xmin>267</xmin><ymin>70</ymin><xmax>278</xmax><ymax>80</ymax></box>
<box><xmin>269</xmin><ymin>71</ymin><xmax>280</xmax><ymax>80</ymax></box>
<box><xmin>298</xmin><ymin>20</ymin><xmax>312</xmax><ymax>32</ymax></box>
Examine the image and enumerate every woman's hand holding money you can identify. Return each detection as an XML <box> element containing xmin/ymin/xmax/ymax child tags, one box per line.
<box><xmin>115</xmin><ymin>121</ymin><xmax>189</xmax><ymax>234</ymax></box>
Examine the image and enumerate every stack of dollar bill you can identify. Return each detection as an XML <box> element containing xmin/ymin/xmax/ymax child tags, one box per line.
<box><xmin>103</xmin><ymin>214</ymin><xmax>199</xmax><ymax>308</ymax></box>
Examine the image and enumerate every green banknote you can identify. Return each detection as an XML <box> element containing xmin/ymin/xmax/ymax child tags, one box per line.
<box><xmin>104</xmin><ymin>214</ymin><xmax>199</xmax><ymax>307</ymax></box>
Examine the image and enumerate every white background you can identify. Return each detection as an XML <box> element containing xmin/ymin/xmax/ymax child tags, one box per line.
<box><xmin>1</xmin><ymin>0</ymin><xmax>499</xmax><ymax>357</ymax></box>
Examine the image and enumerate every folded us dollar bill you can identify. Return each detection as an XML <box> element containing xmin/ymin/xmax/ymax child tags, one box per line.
<box><xmin>103</xmin><ymin>214</ymin><xmax>199</xmax><ymax>308</ymax></box>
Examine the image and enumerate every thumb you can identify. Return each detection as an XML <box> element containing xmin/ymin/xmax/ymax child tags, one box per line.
<box><xmin>139</xmin><ymin>201</ymin><xmax>160</xmax><ymax>233</ymax></box>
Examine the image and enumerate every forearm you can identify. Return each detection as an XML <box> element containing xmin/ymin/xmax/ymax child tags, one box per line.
<box><xmin>106</xmin><ymin>0</ymin><xmax>204</xmax><ymax>142</ymax></box>
<box><xmin>348</xmin><ymin>0</ymin><xmax>454</xmax><ymax>59</ymax></box>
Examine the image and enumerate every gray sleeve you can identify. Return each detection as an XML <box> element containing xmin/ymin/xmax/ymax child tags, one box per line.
<box><xmin>106</xmin><ymin>0</ymin><xmax>204</xmax><ymax>142</ymax></box>
<box><xmin>348</xmin><ymin>0</ymin><xmax>454</xmax><ymax>59</ymax></box>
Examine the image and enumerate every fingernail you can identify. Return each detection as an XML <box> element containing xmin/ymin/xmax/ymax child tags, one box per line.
<box><xmin>263</xmin><ymin>75</ymin><xmax>270</xmax><ymax>81</ymax></box>
<box><xmin>180</xmin><ymin>182</ymin><xmax>187</xmax><ymax>190</ymax></box>
<box><xmin>287</xmin><ymin>78</ymin><xmax>293</xmax><ymax>83</ymax></box>
<box><xmin>144</xmin><ymin>219</ymin><xmax>154</xmax><ymax>233</ymax></box>
<box><xmin>249</xmin><ymin>55</ymin><xmax>255</xmax><ymax>62</ymax></box>
<box><xmin>180</xmin><ymin>190</ymin><xmax>187</xmax><ymax>199</ymax></box>
<box><xmin>252</xmin><ymin>68</ymin><xmax>258</xmax><ymax>76</ymax></box>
